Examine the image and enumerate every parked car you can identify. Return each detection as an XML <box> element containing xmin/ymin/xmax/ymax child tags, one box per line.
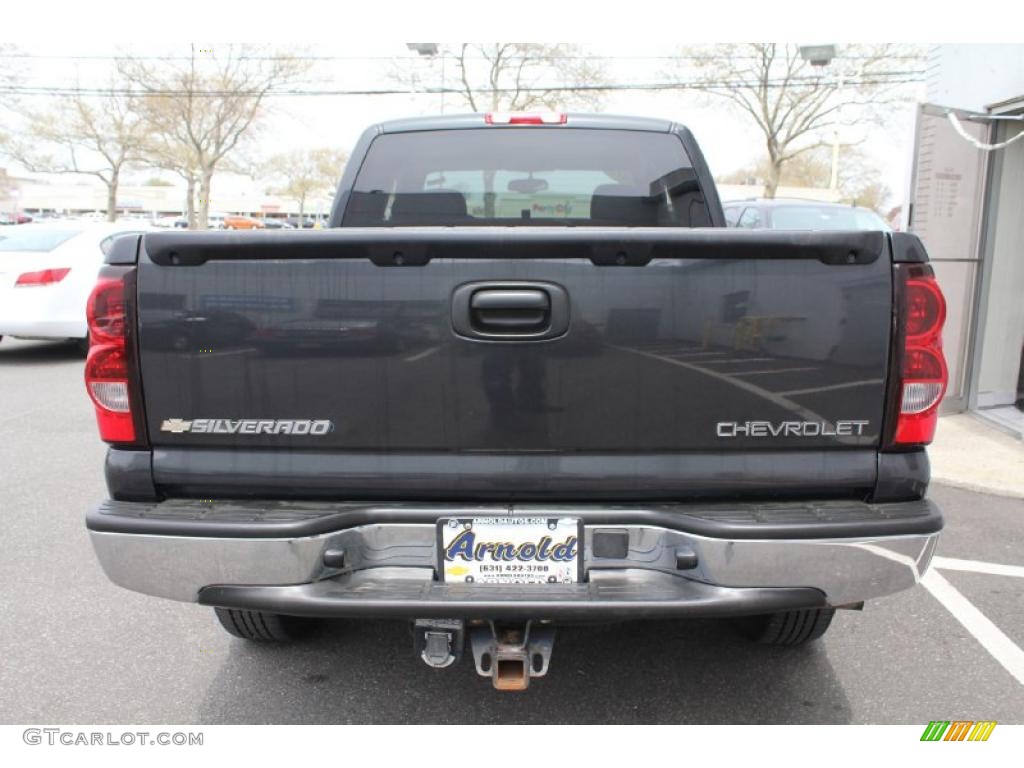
<box><xmin>84</xmin><ymin>113</ymin><xmax>946</xmax><ymax>691</ymax></box>
<box><xmin>0</xmin><ymin>212</ymin><xmax>33</xmax><ymax>225</ymax></box>
<box><xmin>722</xmin><ymin>198</ymin><xmax>890</xmax><ymax>231</ymax></box>
<box><xmin>285</xmin><ymin>216</ymin><xmax>316</xmax><ymax>229</ymax></box>
<box><xmin>260</xmin><ymin>218</ymin><xmax>294</xmax><ymax>230</ymax></box>
<box><xmin>152</xmin><ymin>216</ymin><xmax>190</xmax><ymax>229</ymax></box>
<box><xmin>223</xmin><ymin>214</ymin><xmax>265</xmax><ymax>230</ymax></box>
<box><xmin>154</xmin><ymin>215</ymin><xmax>244</xmax><ymax>230</ymax></box>
<box><xmin>0</xmin><ymin>221</ymin><xmax>153</xmax><ymax>348</ymax></box>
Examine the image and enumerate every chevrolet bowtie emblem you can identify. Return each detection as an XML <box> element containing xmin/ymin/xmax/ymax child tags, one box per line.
<box><xmin>160</xmin><ymin>418</ymin><xmax>193</xmax><ymax>434</ymax></box>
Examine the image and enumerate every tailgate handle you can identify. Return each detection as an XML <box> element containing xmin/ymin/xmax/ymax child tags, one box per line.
<box><xmin>452</xmin><ymin>282</ymin><xmax>569</xmax><ymax>340</ymax></box>
<box><xmin>471</xmin><ymin>289</ymin><xmax>550</xmax><ymax>330</ymax></box>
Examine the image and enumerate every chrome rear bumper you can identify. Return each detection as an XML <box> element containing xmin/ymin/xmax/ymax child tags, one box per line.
<box><xmin>87</xmin><ymin>498</ymin><xmax>941</xmax><ymax>617</ymax></box>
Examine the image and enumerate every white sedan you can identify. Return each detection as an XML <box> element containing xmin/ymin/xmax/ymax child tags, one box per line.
<box><xmin>0</xmin><ymin>222</ymin><xmax>153</xmax><ymax>347</ymax></box>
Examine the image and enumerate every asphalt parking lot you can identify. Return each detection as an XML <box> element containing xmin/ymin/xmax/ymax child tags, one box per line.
<box><xmin>1</xmin><ymin>337</ymin><xmax>1022</xmax><ymax>724</ymax></box>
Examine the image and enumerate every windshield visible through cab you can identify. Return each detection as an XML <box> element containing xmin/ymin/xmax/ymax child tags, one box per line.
<box><xmin>770</xmin><ymin>206</ymin><xmax>888</xmax><ymax>231</ymax></box>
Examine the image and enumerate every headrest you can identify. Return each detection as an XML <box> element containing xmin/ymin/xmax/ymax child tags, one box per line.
<box><xmin>590</xmin><ymin>184</ymin><xmax>656</xmax><ymax>226</ymax></box>
<box><xmin>389</xmin><ymin>189</ymin><xmax>468</xmax><ymax>223</ymax></box>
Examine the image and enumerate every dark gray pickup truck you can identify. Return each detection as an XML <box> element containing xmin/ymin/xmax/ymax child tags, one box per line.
<box><xmin>84</xmin><ymin>112</ymin><xmax>948</xmax><ymax>690</ymax></box>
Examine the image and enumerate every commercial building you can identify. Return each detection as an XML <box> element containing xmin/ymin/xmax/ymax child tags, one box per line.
<box><xmin>906</xmin><ymin>44</ymin><xmax>1024</xmax><ymax>436</ymax></box>
<box><xmin>3</xmin><ymin>174</ymin><xmax>333</xmax><ymax>221</ymax></box>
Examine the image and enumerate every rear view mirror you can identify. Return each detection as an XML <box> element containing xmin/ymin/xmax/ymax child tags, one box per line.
<box><xmin>507</xmin><ymin>176</ymin><xmax>549</xmax><ymax>194</ymax></box>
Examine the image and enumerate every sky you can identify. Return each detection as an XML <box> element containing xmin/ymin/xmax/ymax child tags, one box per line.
<box><xmin>2</xmin><ymin>42</ymin><xmax>925</xmax><ymax>208</ymax></box>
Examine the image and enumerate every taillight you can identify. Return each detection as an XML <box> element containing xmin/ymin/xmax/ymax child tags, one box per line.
<box><xmin>87</xmin><ymin>277</ymin><xmax>128</xmax><ymax>343</ymax></box>
<box><xmin>904</xmin><ymin>276</ymin><xmax>946</xmax><ymax>342</ymax></box>
<box><xmin>889</xmin><ymin>264</ymin><xmax>948</xmax><ymax>447</ymax></box>
<box><xmin>85</xmin><ymin>268</ymin><xmax>143</xmax><ymax>444</ymax></box>
<box><xmin>15</xmin><ymin>268</ymin><xmax>70</xmax><ymax>286</ymax></box>
<box><xmin>484</xmin><ymin>112</ymin><xmax>567</xmax><ymax>125</ymax></box>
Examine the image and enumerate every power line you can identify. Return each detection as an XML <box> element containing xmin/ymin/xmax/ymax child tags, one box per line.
<box><xmin>0</xmin><ymin>52</ymin><xmax>928</xmax><ymax>63</ymax></box>
<box><xmin>0</xmin><ymin>77</ymin><xmax>926</xmax><ymax>99</ymax></box>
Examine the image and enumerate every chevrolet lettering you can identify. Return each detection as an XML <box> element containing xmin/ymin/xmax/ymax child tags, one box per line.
<box><xmin>716</xmin><ymin>420</ymin><xmax>871</xmax><ymax>438</ymax></box>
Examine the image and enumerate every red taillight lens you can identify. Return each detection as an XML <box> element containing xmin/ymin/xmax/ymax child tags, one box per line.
<box><xmin>904</xmin><ymin>278</ymin><xmax>945</xmax><ymax>342</ymax></box>
<box><xmin>86</xmin><ymin>277</ymin><xmax>127</xmax><ymax>344</ymax></box>
<box><xmin>904</xmin><ymin>347</ymin><xmax>945</xmax><ymax>381</ymax></box>
<box><xmin>15</xmin><ymin>268</ymin><xmax>70</xmax><ymax>286</ymax></box>
<box><xmin>484</xmin><ymin>112</ymin><xmax>567</xmax><ymax>125</ymax></box>
<box><xmin>892</xmin><ymin>265</ymin><xmax>948</xmax><ymax>447</ymax></box>
<box><xmin>85</xmin><ymin>269</ymin><xmax>139</xmax><ymax>444</ymax></box>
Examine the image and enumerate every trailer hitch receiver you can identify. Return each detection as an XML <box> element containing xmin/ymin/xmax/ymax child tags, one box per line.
<box><xmin>468</xmin><ymin>621</ymin><xmax>555</xmax><ymax>691</ymax></box>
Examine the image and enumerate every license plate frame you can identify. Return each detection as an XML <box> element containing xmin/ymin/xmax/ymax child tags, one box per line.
<box><xmin>436</xmin><ymin>516</ymin><xmax>584</xmax><ymax>585</ymax></box>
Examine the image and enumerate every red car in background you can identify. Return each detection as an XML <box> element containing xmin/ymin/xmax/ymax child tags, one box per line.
<box><xmin>222</xmin><ymin>215</ymin><xmax>265</xmax><ymax>230</ymax></box>
<box><xmin>0</xmin><ymin>212</ymin><xmax>34</xmax><ymax>225</ymax></box>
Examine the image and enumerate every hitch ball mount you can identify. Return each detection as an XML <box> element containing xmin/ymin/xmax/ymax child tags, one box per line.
<box><xmin>413</xmin><ymin>619</ymin><xmax>556</xmax><ymax>691</ymax></box>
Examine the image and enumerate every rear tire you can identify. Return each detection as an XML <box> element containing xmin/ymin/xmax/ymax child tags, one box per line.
<box><xmin>733</xmin><ymin>608</ymin><xmax>835</xmax><ymax>645</ymax></box>
<box><xmin>214</xmin><ymin>607</ymin><xmax>316</xmax><ymax>642</ymax></box>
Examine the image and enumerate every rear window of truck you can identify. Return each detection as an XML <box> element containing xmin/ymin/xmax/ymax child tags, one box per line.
<box><xmin>343</xmin><ymin>128</ymin><xmax>712</xmax><ymax>228</ymax></box>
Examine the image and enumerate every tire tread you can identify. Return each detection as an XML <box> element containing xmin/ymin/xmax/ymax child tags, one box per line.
<box><xmin>735</xmin><ymin>608</ymin><xmax>835</xmax><ymax>645</ymax></box>
<box><xmin>214</xmin><ymin>608</ymin><xmax>312</xmax><ymax>642</ymax></box>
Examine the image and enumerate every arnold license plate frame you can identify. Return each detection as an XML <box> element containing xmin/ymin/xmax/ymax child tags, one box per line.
<box><xmin>437</xmin><ymin>516</ymin><xmax>584</xmax><ymax>585</ymax></box>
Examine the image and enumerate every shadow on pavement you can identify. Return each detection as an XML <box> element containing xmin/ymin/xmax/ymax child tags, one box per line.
<box><xmin>0</xmin><ymin>339</ymin><xmax>84</xmax><ymax>364</ymax></box>
<box><xmin>199</xmin><ymin>617</ymin><xmax>852</xmax><ymax>724</ymax></box>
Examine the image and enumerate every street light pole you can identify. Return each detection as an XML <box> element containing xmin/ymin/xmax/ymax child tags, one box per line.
<box><xmin>799</xmin><ymin>44</ymin><xmax>842</xmax><ymax>197</ymax></box>
<box><xmin>406</xmin><ymin>43</ymin><xmax>443</xmax><ymax>114</ymax></box>
<box><xmin>439</xmin><ymin>51</ymin><xmax>446</xmax><ymax>114</ymax></box>
<box><xmin>830</xmin><ymin>130</ymin><xmax>840</xmax><ymax>192</ymax></box>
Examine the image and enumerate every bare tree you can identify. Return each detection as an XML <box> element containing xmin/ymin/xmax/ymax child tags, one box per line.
<box><xmin>119</xmin><ymin>45</ymin><xmax>310</xmax><ymax>228</ymax></box>
<box><xmin>670</xmin><ymin>44</ymin><xmax>921</xmax><ymax>197</ymax></box>
<box><xmin>263</xmin><ymin>147</ymin><xmax>347</xmax><ymax>222</ymax></box>
<box><xmin>0</xmin><ymin>43</ymin><xmax>24</xmax><ymax>146</ymax></box>
<box><xmin>142</xmin><ymin>136</ymin><xmax>202</xmax><ymax>227</ymax></box>
<box><xmin>718</xmin><ymin>143</ymin><xmax>891</xmax><ymax>211</ymax></box>
<box><xmin>395</xmin><ymin>43</ymin><xmax>607</xmax><ymax>112</ymax></box>
<box><xmin>0</xmin><ymin>167</ymin><xmax>13</xmax><ymax>205</ymax></box>
<box><xmin>0</xmin><ymin>48</ymin><xmax>21</xmax><ymax>214</ymax></box>
<box><xmin>5</xmin><ymin>85</ymin><xmax>146</xmax><ymax>221</ymax></box>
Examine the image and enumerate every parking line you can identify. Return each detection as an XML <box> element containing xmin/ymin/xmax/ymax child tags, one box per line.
<box><xmin>643</xmin><ymin>344</ymin><xmax>700</xmax><ymax>353</ymax></box>
<box><xmin>404</xmin><ymin>346</ymin><xmax>438</xmax><ymax>363</ymax></box>
<box><xmin>664</xmin><ymin>351</ymin><xmax>730</xmax><ymax>359</ymax></box>
<box><xmin>195</xmin><ymin>347</ymin><xmax>259</xmax><ymax>358</ymax></box>
<box><xmin>616</xmin><ymin>345</ymin><xmax>832</xmax><ymax>427</ymax></box>
<box><xmin>728</xmin><ymin>367</ymin><xmax>817</xmax><ymax>376</ymax></box>
<box><xmin>777</xmin><ymin>379</ymin><xmax>884</xmax><ymax>397</ymax></box>
<box><xmin>921</xmin><ymin>569</ymin><xmax>1024</xmax><ymax>687</ymax></box>
<box><xmin>933</xmin><ymin>556</ymin><xmax>1024</xmax><ymax>579</ymax></box>
<box><xmin>701</xmin><ymin>357</ymin><xmax>775</xmax><ymax>364</ymax></box>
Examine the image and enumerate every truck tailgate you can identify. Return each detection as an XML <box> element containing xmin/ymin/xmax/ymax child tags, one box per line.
<box><xmin>134</xmin><ymin>228</ymin><xmax>893</xmax><ymax>499</ymax></box>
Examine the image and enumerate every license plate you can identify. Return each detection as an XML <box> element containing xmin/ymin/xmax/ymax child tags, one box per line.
<box><xmin>437</xmin><ymin>517</ymin><xmax>583</xmax><ymax>584</ymax></box>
